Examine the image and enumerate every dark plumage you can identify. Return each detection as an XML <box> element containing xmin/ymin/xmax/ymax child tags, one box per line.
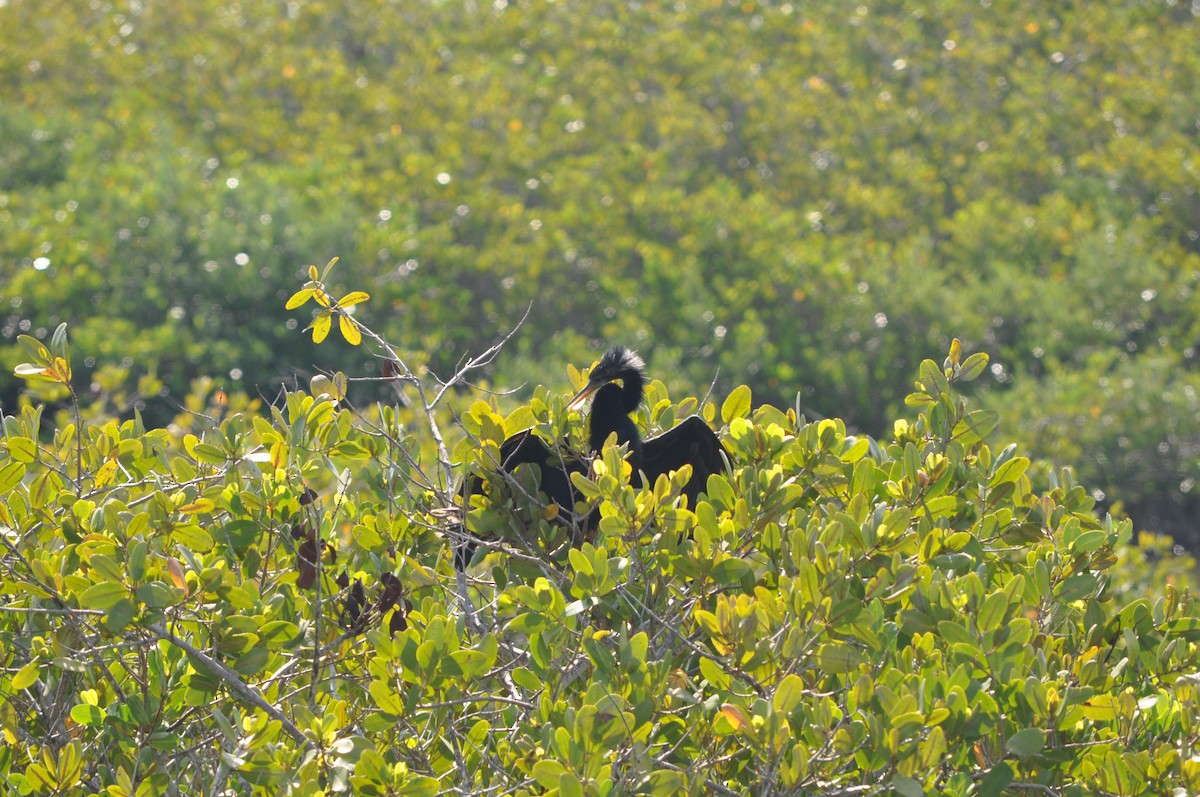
<box><xmin>569</xmin><ymin>346</ymin><xmax>645</xmax><ymax>459</ymax></box>
<box><xmin>456</xmin><ymin>346</ymin><xmax>729</xmax><ymax>570</ymax></box>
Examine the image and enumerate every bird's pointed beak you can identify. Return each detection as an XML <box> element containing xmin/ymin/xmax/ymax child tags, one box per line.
<box><xmin>567</xmin><ymin>379</ymin><xmax>602</xmax><ymax>409</ymax></box>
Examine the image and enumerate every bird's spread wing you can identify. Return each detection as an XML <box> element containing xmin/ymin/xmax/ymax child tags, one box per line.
<box><xmin>489</xmin><ymin>430</ymin><xmax>586</xmax><ymax>514</ymax></box>
<box><xmin>458</xmin><ymin>430</ymin><xmax>587</xmax><ymax>570</ymax></box>
<box><xmin>642</xmin><ymin>416</ymin><xmax>730</xmax><ymax>504</ymax></box>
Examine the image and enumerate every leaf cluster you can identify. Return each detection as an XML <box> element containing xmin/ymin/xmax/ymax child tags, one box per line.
<box><xmin>2</xmin><ymin>322</ymin><xmax>1199</xmax><ymax>795</ymax></box>
<box><xmin>2</xmin><ymin>0</ymin><xmax>1200</xmax><ymax>544</ymax></box>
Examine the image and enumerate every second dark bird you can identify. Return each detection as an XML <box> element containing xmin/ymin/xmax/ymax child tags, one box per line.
<box><xmin>457</xmin><ymin>346</ymin><xmax>729</xmax><ymax>570</ymax></box>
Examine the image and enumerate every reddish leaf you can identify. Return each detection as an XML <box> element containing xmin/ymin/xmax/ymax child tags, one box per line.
<box><xmin>296</xmin><ymin>533</ymin><xmax>319</xmax><ymax>590</ymax></box>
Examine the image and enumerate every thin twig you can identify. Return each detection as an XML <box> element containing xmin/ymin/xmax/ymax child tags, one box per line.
<box><xmin>431</xmin><ymin>303</ymin><xmax>533</xmax><ymax>409</ymax></box>
<box><xmin>148</xmin><ymin>621</ymin><xmax>313</xmax><ymax>750</ymax></box>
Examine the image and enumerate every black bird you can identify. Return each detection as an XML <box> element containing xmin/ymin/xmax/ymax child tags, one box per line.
<box><xmin>456</xmin><ymin>346</ymin><xmax>729</xmax><ymax>570</ymax></box>
<box><xmin>566</xmin><ymin>347</ymin><xmax>728</xmax><ymax>505</ymax></box>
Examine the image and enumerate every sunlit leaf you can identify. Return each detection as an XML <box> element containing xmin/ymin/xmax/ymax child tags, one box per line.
<box><xmin>721</xmin><ymin>384</ymin><xmax>752</xmax><ymax>424</ymax></box>
<box><xmin>311</xmin><ymin>311</ymin><xmax>333</xmax><ymax>342</ymax></box>
<box><xmin>12</xmin><ymin>660</ymin><xmax>41</xmax><ymax>691</ymax></box>
<box><xmin>285</xmin><ymin>288</ymin><xmax>314</xmax><ymax>309</ymax></box>
<box><xmin>0</xmin><ymin>461</ymin><xmax>26</xmax><ymax>494</ymax></box>
<box><xmin>7</xmin><ymin>437</ymin><xmax>37</xmax><ymax>463</ymax></box>
<box><xmin>336</xmin><ymin>290</ymin><xmax>370</xmax><ymax>307</ymax></box>
<box><xmin>79</xmin><ymin>581</ymin><xmax>128</xmax><ymax>610</ymax></box>
<box><xmin>338</xmin><ymin>313</ymin><xmax>362</xmax><ymax>345</ymax></box>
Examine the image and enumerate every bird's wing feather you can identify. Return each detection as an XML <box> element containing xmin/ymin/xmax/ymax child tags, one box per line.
<box><xmin>458</xmin><ymin>430</ymin><xmax>586</xmax><ymax>571</ymax></box>
<box><xmin>495</xmin><ymin>430</ymin><xmax>584</xmax><ymax>511</ymax></box>
<box><xmin>642</xmin><ymin>416</ymin><xmax>730</xmax><ymax>503</ymax></box>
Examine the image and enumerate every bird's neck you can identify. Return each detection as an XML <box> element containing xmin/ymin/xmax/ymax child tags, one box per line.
<box><xmin>588</xmin><ymin>377</ymin><xmax>644</xmax><ymax>458</ymax></box>
<box><xmin>617</xmin><ymin>368</ymin><xmax>643</xmax><ymax>414</ymax></box>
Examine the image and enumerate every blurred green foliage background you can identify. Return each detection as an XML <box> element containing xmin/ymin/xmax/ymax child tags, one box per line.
<box><xmin>2</xmin><ymin>0</ymin><xmax>1199</xmax><ymax>546</ymax></box>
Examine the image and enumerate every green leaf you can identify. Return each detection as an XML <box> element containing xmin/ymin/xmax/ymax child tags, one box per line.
<box><xmin>398</xmin><ymin>776</ymin><xmax>438</xmax><ymax>797</ymax></box>
<box><xmin>917</xmin><ymin>359</ymin><xmax>950</xmax><ymax>397</ymax></box>
<box><xmin>220</xmin><ymin>520</ymin><xmax>260</xmax><ymax>557</ymax></box>
<box><xmin>990</xmin><ymin>457</ymin><xmax>1030</xmax><ymax>487</ymax></box>
<box><xmin>559</xmin><ymin>772</ymin><xmax>583</xmax><ymax>797</ymax></box>
<box><xmin>838</xmin><ymin>437</ymin><xmax>870</xmax><ymax>463</ymax></box>
<box><xmin>79</xmin><ymin>581</ymin><xmax>128</xmax><ymax>610</ymax></box>
<box><xmin>892</xmin><ymin>775</ymin><xmax>924</xmax><ymax>797</ymax></box>
<box><xmin>12</xmin><ymin>659</ymin><xmax>40</xmax><ymax>691</ymax></box>
<box><xmin>1055</xmin><ymin>573</ymin><xmax>1098</xmax><ymax>602</ymax></box>
<box><xmin>7</xmin><ymin>436</ymin><xmax>37</xmax><ymax>463</ymax></box>
<box><xmin>128</xmin><ymin>538</ymin><xmax>148</xmax><ymax>581</ymax></box>
<box><xmin>1079</xmin><ymin>695</ymin><xmax>1118</xmax><ymax>721</ymax></box>
<box><xmin>644</xmin><ymin>770</ymin><xmax>687</xmax><ymax>795</ymax></box>
<box><xmin>1005</xmin><ymin>727</ymin><xmax>1045</xmax><ymax>758</ymax></box>
<box><xmin>13</xmin><ymin>363</ymin><xmax>51</xmax><ymax>380</ymax></box>
<box><xmin>511</xmin><ymin>667</ymin><xmax>543</xmax><ymax>693</ymax></box>
<box><xmin>958</xmin><ymin>352</ymin><xmax>990</xmax><ymax>381</ymax></box>
<box><xmin>368</xmin><ymin>681</ymin><xmax>405</xmax><ymax>715</ymax></box>
<box><xmin>772</xmin><ymin>674</ymin><xmax>806</xmax><ymax>716</ymax></box>
<box><xmin>699</xmin><ymin>657</ymin><xmax>731</xmax><ymax>691</ymax></box>
<box><xmin>0</xmin><ymin>461</ymin><xmax>26</xmax><ymax>494</ymax></box>
<box><xmin>1070</xmin><ymin>529</ymin><xmax>1106</xmax><ymax>555</ymax></box>
<box><xmin>711</xmin><ymin>557</ymin><xmax>752</xmax><ymax>586</ymax></box>
<box><xmin>952</xmin><ymin>409</ymin><xmax>999</xmax><ymax>446</ymax></box>
<box><xmin>191</xmin><ymin>443</ymin><xmax>228</xmax><ymax>465</ymax></box>
<box><xmin>70</xmin><ymin>704</ymin><xmax>106</xmax><ymax>726</ymax></box>
<box><xmin>704</xmin><ymin>473</ymin><xmax>735</xmax><ymax>510</ymax></box>
<box><xmin>977</xmin><ymin>590</ymin><xmax>1008</xmax><ymax>632</ymax></box>
<box><xmin>178</xmin><ymin>497</ymin><xmax>216</xmax><ymax>515</ymax></box>
<box><xmin>105</xmin><ymin>599</ymin><xmax>138</xmax><ymax>633</ymax></box>
<box><xmin>1162</xmin><ymin>618</ymin><xmax>1200</xmax><ymax>642</ymax></box>
<box><xmin>568</xmin><ymin>547</ymin><xmax>593</xmax><ymax>576</ymax></box>
<box><xmin>173</xmin><ymin>524</ymin><xmax>215</xmax><ymax>552</ymax></box>
<box><xmin>136</xmin><ymin>581</ymin><xmax>181</xmax><ymax>609</ymax></box>
<box><xmin>531</xmin><ymin>760</ymin><xmax>568</xmax><ymax>789</ymax></box>
<box><xmin>16</xmin><ymin>333</ymin><xmax>49</xmax><ymax>363</ymax></box>
<box><xmin>721</xmin><ymin>384</ymin><xmax>751</xmax><ymax>424</ymax></box>
<box><xmin>814</xmin><ymin>643</ymin><xmax>864</xmax><ymax>673</ymax></box>
<box><xmin>977</xmin><ymin>763</ymin><xmax>1013</xmax><ymax>797</ymax></box>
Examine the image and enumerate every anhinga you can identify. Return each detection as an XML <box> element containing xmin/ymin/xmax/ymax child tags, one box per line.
<box><xmin>456</xmin><ymin>346</ymin><xmax>729</xmax><ymax>570</ymax></box>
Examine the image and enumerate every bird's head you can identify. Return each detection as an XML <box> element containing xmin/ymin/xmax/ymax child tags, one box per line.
<box><xmin>568</xmin><ymin>346</ymin><xmax>645</xmax><ymax>408</ymax></box>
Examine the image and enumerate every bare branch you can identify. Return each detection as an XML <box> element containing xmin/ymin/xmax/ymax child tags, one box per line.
<box><xmin>149</xmin><ymin>621</ymin><xmax>314</xmax><ymax>750</ymax></box>
<box><xmin>431</xmin><ymin>302</ymin><xmax>533</xmax><ymax>408</ymax></box>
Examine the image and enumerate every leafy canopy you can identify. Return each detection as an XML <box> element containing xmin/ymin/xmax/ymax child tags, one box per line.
<box><xmin>2</xmin><ymin>286</ymin><xmax>1198</xmax><ymax>794</ymax></box>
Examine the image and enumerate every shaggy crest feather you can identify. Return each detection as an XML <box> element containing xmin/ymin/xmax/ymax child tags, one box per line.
<box><xmin>591</xmin><ymin>346</ymin><xmax>644</xmax><ymax>380</ymax></box>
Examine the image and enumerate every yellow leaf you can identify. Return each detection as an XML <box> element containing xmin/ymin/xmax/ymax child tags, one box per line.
<box><xmin>311</xmin><ymin>312</ymin><xmax>332</xmax><ymax>343</ymax></box>
<box><xmin>165</xmin><ymin>558</ymin><xmax>189</xmax><ymax>594</ymax></box>
<box><xmin>179</xmin><ymin>498</ymin><xmax>216</xmax><ymax>515</ymax></box>
<box><xmin>307</xmin><ymin>264</ymin><xmax>319</xmax><ymax>280</ymax></box>
<box><xmin>285</xmin><ymin>288</ymin><xmax>314</xmax><ymax>309</ymax></box>
<box><xmin>94</xmin><ymin>458</ymin><xmax>118</xmax><ymax>490</ymax></box>
<box><xmin>313</xmin><ymin>290</ymin><xmax>332</xmax><ymax>309</ymax></box>
<box><xmin>51</xmin><ymin>357</ymin><xmax>72</xmax><ymax>382</ymax></box>
<box><xmin>720</xmin><ymin>703</ymin><xmax>749</xmax><ymax>731</ymax></box>
<box><xmin>12</xmin><ymin>659</ymin><xmax>40</xmax><ymax>691</ymax></box>
<box><xmin>339</xmin><ymin>314</ymin><xmax>362</xmax><ymax>346</ymax></box>
<box><xmin>310</xmin><ymin>374</ymin><xmax>335</xmax><ymax>397</ymax></box>
<box><xmin>336</xmin><ymin>290</ymin><xmax>370</xmax><ymax>308</ymax></box>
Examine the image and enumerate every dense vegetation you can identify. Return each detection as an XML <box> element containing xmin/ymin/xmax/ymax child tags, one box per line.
<box><xmin>2</xmin><ymin>299</ymin><xmax>1199</xmax><ymax>794</ymax></box>
<box><xmin>6</xmin><ymin>3</ymin><xmax>1200</xmax><ymax>792</ymax></box>
<box><xmin>3</xmin><ymin>0</ymin><xmax>1200</xmax><ymax>545</ymax></box>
